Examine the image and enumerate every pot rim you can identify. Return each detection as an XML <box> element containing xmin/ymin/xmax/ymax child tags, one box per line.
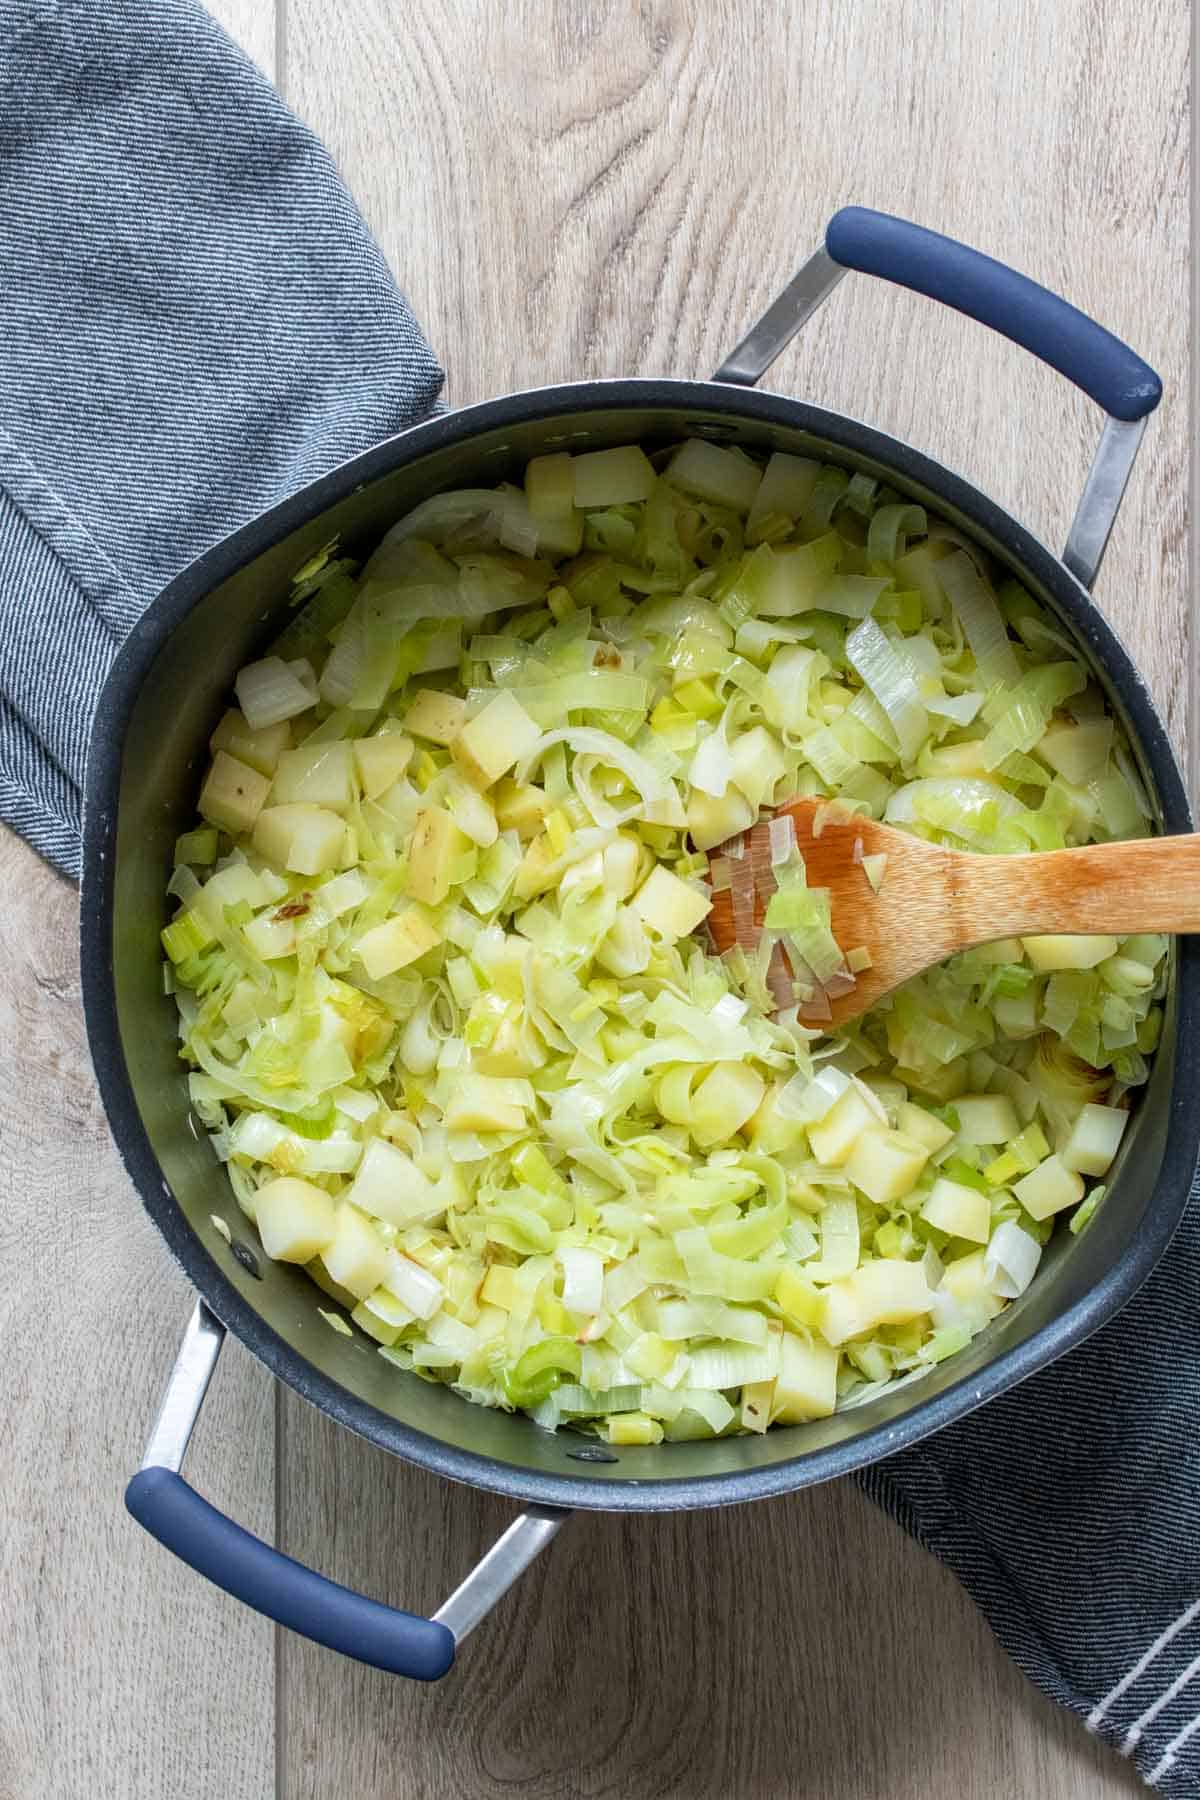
<box><xmin>80</xmin><ymin>378</ymin><xmax>1200</xmax><ymax>1512</ymax></box>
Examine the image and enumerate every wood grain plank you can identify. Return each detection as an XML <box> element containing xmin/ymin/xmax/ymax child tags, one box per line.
<box><xmin>277</xmin><ymin>2</ymin><xmax>1187</xmax><ymax>1796</ymax></box>
<box><xmin>0</xmin><ymin>6</ymin><xmax>281</xmax><ymax>1798</ymax></box>
<box><xmin>0</xmin><ymin>832</ymin><xmax>276</xmax><ymax>1800</ymax></box>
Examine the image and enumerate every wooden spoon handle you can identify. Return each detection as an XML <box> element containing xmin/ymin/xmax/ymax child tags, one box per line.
<box><xmin>952</xmin><ymin>832</ymin><xmax>1200</xmax><ymax>942</ymax></box>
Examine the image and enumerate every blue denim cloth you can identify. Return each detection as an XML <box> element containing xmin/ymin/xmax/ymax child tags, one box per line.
<box><xmin>4</xmin><ymin>9</ymin><xmax>1199</xmax><ymax>1796</ymax></box>
<box><xmin>0</xmin><ymin>0</ymin><xmax>442</xmax><ymax>874</ymax></box>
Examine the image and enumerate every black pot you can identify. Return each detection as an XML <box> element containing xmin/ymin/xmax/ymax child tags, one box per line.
<box><xmin>81</xmin><ymin>210</ymin><xmax>1198</xmax><ymax>1680</ymax></box>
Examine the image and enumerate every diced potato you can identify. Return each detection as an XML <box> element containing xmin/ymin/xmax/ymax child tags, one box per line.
<box><xmin>1021</xmin><ymin>934</ymin><xmax>1120</xmax><ymax>972</ymax></box>
<box><xmin>686</xmin><ymin>786</ymin><xmax>755</xmax><ymax>852</ymax></box>
<box><xmin>940</xmin><ymin>1249</ymin><xmax>1006</xmax><ymax>1320</ymax></box>
<box><xmin>920</xmin><ymin>1177</ymin><xmax>991</xmax><ymax>1244</ymax></box>
<box><xmin>344</xmin><ymin>1137</ymin><xmax>441</xmax><ymax>1227</ymax></box>
<box><xmin>493</xmin><ymin>777</ymin><xmax>549</xmax><ymax>840</ymax></box>
<box><xmin>444</xmin><ymin>1074</ymin><xmax>531</xmax><ymax>1134</ymax></box>
<box><xmin>243</xmin><ymin>913</ymin><xmax>298</xmax><ymax>960</ymax></box>
<box><xmin>270</xmin><ymin>743</ymin><xmax>355</xmax><ymax>813</ymax></box>
<box><xmin>406</xmin><ymin>806</ymin><xmax>469</xmax><ymax>907</ymax></box>
<box><xmin>664</xmin><ymin>439</ymin><xmax>762</xmax><ymax>513</ymax></box>
<box><xmin>353</xmin><ymin>733</ymin><xmax>414</xmax><ymax>799</ymax></box>
<box><xmin>355</xmin><ymin>907</ymin><xmax>443</xmax><ymax>978</ymax></box>
<box><xmin>844</xmin><ymin>1128</ymin><xmax>930</xmax><ymax>1205</ymax></box>
<box><xmin>403</xmin><ymin>688</ymin><xmax>468</xmax><ymax>745</ymax></box>
<box><xmin>451</xmin><ymin>691</ymin><xmax>542</xmax><ymax>789</ymax></box>
<box><xmin>199</xmin><ymin>752</ymin><xmax>271</xmax><ymax>836</ymax></box>
<box><xmin>572</xmin><ymin>445</ymin><xmax>657</xmax><ymax>508</ymax></box>
<box><xmin>254</xmin><ymin>1177</ymin><xmax>336</xmax><ymax>1263</ymax></box>
<box><xmin>320</xmin><ymin>1203</ymin><xmax>390</xmax><ymax>1300</ymax></box>
<box><xmin>253</xmin><ymin>802</ymin><xmax>346</xmax><ymax>876</ymax></box>
<box><xmin>806</xmin><ymin>1087</ymin><xmax>877</xmax><ymax>1167</ymax></box>
<box><xmin>210</xmin><ymin>708</ymin><xmax>291</xmax><ymax>776</ymax></box>
<box><xmin>351</xmin><ymin>1287</ymin><xmax>415</xmax><ymax>1347</ymax></box>
<box><xmin>633</xmin><ymin>865</ymin><xmax>712</xmax><ymax>940</ymax></box>
<box><xmin>953</xmin><ymin>1094</ymin><xmax>1020</xmax><ymax>1146</ymax></box>
<box><xmin>689</xmin><ymin>1062</ymin><xmax>766</xmax><ymax>1150</ymax></box>
<box><xmin>1059</xmin><ymin>1102</ymin><xmax>1129</xmax><ymax>1176</ymax></box>
<box><xmin>820</xmin><ymin>1260</ymin><xmax>934</xmax><ymax>1346</ymax></box>
<box><xmin>895</xmin><ymin>1102</ymin><xmax>955</xmax><ymax>1154</ymax></box>
<box><xmin>1013</xmin><ymin>1154</ymin><xmax>1086</xmax><ymax>1221</ymax></box>
<box><xmin>772</xmin><ymin>1332</ymin><xmax>839</xmax><ymax>1421</ymax></box>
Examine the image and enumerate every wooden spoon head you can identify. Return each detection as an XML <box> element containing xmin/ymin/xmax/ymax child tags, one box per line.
<box><xmin>706</xmin><ymin>797</ymin><xmax>955</xmax><ymax>1026</ymax></box>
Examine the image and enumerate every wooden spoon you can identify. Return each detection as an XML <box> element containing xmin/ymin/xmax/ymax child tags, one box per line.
<box><xmin>706</xmin><ymin>796</ymin><xmax>1200</xmax><ymax>1028</ymax></box>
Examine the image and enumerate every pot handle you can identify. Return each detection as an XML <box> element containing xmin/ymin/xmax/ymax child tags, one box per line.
<box><xmin>714</xmin><ymin>205</ymin><xmax>1163</xmax><ymax>587</ymax></box>
<box><xmin>125</xmin><ymin>1301</ymin><xmax>568</xmax><ymax>1678</ymax></box>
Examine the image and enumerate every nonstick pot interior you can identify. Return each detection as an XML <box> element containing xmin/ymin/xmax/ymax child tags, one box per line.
<box><xmin>82</xmin><ymin>381</ymin><xmax>1200</xmax><ymax>1511</ymax></box>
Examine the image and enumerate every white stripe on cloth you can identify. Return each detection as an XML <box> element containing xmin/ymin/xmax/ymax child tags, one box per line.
<box><xmin>1087</xmin><ymin>1598</ymin><xmax>1200</xmax><ymax>1730</ymax></box>
<box><xmin>1122</xmin><ymin>1648</ymin><xmax>1200</xmax><ymax>1753</ymax></box>
<box><xmin>1147</xmin><ymin>1713</ymin><xmax>1200</xmax><ymax>1788</ymax></box>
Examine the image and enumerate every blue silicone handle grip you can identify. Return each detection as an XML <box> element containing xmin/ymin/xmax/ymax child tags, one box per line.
<box><xmin>824</xmin><ymin>207</ymin><xmax>1162</xmax><ymax>423</ymax></box>
<box><xmin>126</xmin><ymin>1466</ymin><xmax>455</xmax><ymax>1679</ymax></box>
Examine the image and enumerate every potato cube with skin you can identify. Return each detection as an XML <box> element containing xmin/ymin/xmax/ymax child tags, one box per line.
<box><xmin>773</xmin><ymin>1332</ymin><xmax>839</xmax><ymax>1421</ymax></box>
<box><xmin>633</xmin><ymin>865</ymin><xmax>712</xmax><ymax>940</ymax></box>
<box><xmin>406</xmin><ymin>806</ymin><xmax>469</xmax><ymax>907</ymax></box>
<box><xmin>1014</xmin><ymin>1153</ymin><xmax>1085</xmax><ymax>1221</ymax></box>
<box><xmin>451</xmin><ymin>692</ymin><xmax>542</xmax><ymax>789</ymax></box>
<box><xmin>844</xmin><ymin>1128</ymin><xmax>930</xmax><ymax>1206</ymax></box>
<box><xmin>1059</xmin><ymin>1102</ymin><xmax>1128</xmax><ymax>1176</ymax></box>
<box><xmin>354</xmin><ymin>733</ymin><xmax>414</xmax><ymax>800</ymax></box>
<box><xmin>270</xmin><ymin>742</ymin><xmax>354</xmax><ymax>812</ymax></box>
<box><xmin>344</xmin><ymin>1137</ymin><xmax>442</xmax><ymax>1228</ymax></box>
<box><xmin>210</xmin><ymin>708</ymin><xmax>291</xmax><ymax>776</ymax></box>
<box><xmin>493</xmin><ymin>778</ymin><xmax>548</xmax><ymax>840</ymax></box>
<box><xmin>689</xmin><ymin>1062</ymin><xmax>765</xmax><ymax>1150</ymax></box>
<box><xmin>806</xmin><ymin>1086</ymin><xmax>877</xmax><ymax>1167</ymax></box>
<box><xmin>199</xmin><ymin>752</ymin><xmax>271</xmax><ymax>836</ymax></box>
<box><xmin>953</xmin><ymin>1094</ymin><xmax>1020</xmax><ymax>1146</ymax></box>
<box><xmin>320</xmin><ymin>1203</ymin><xmax>390</xmax><ymax>1300</ymax></box>
<box><xmin>444</xmin><ymin>1074</ymin><xmax>530</xmax><ymax>1135</ymax></box>
<box><xmin>820</xmin><ymin>1260</ymin><xmax>935</xmax><ymax>1347</ymax></box>
<box><xmin>253</xmin><ymin>1177</ymin><xmax>336</xmax><ymax>1264</ymax></box>
<box><xmin>403</xmin><ymin>688</ymin><xmax>468</xmax><ymax>745</ymax></box>
<box><xmin>356</xmin><ymin>907</ymin><xmax>443</xmax><ymax>979</ymax></box>
<box><xmin>895</xmin><ymin>1102</ymin><xmax>955</xmax><ymax>1154</ymax></box>
<box><xmin>920</xmin><ymin>1176</ymin><xmax>991</xmax><ymax>1244</ymax></box>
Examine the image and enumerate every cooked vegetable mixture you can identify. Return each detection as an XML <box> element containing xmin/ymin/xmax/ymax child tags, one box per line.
<box><xmin>164</xmin><ymin>440</ymin><xmax>1167</xmax><ymax>1443</ymax></box>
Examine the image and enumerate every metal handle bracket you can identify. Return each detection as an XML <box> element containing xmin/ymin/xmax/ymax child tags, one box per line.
<box><xmin>128</xmin><ymin>1301</ymin><xmax>568</xmax><ymax>1673</ymax></box>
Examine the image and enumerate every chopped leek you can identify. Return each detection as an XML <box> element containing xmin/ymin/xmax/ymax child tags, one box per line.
<box><xmin>165</xmin><ymin>440</ymin><xmax>1166</xmax><ymax>1444</ymax></box>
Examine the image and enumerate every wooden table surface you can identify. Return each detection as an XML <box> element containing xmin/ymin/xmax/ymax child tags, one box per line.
<box><xmin>0</xmin><ymin>3</ymin><xmax>1188</xmax><ymax>1796</ymax></box>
